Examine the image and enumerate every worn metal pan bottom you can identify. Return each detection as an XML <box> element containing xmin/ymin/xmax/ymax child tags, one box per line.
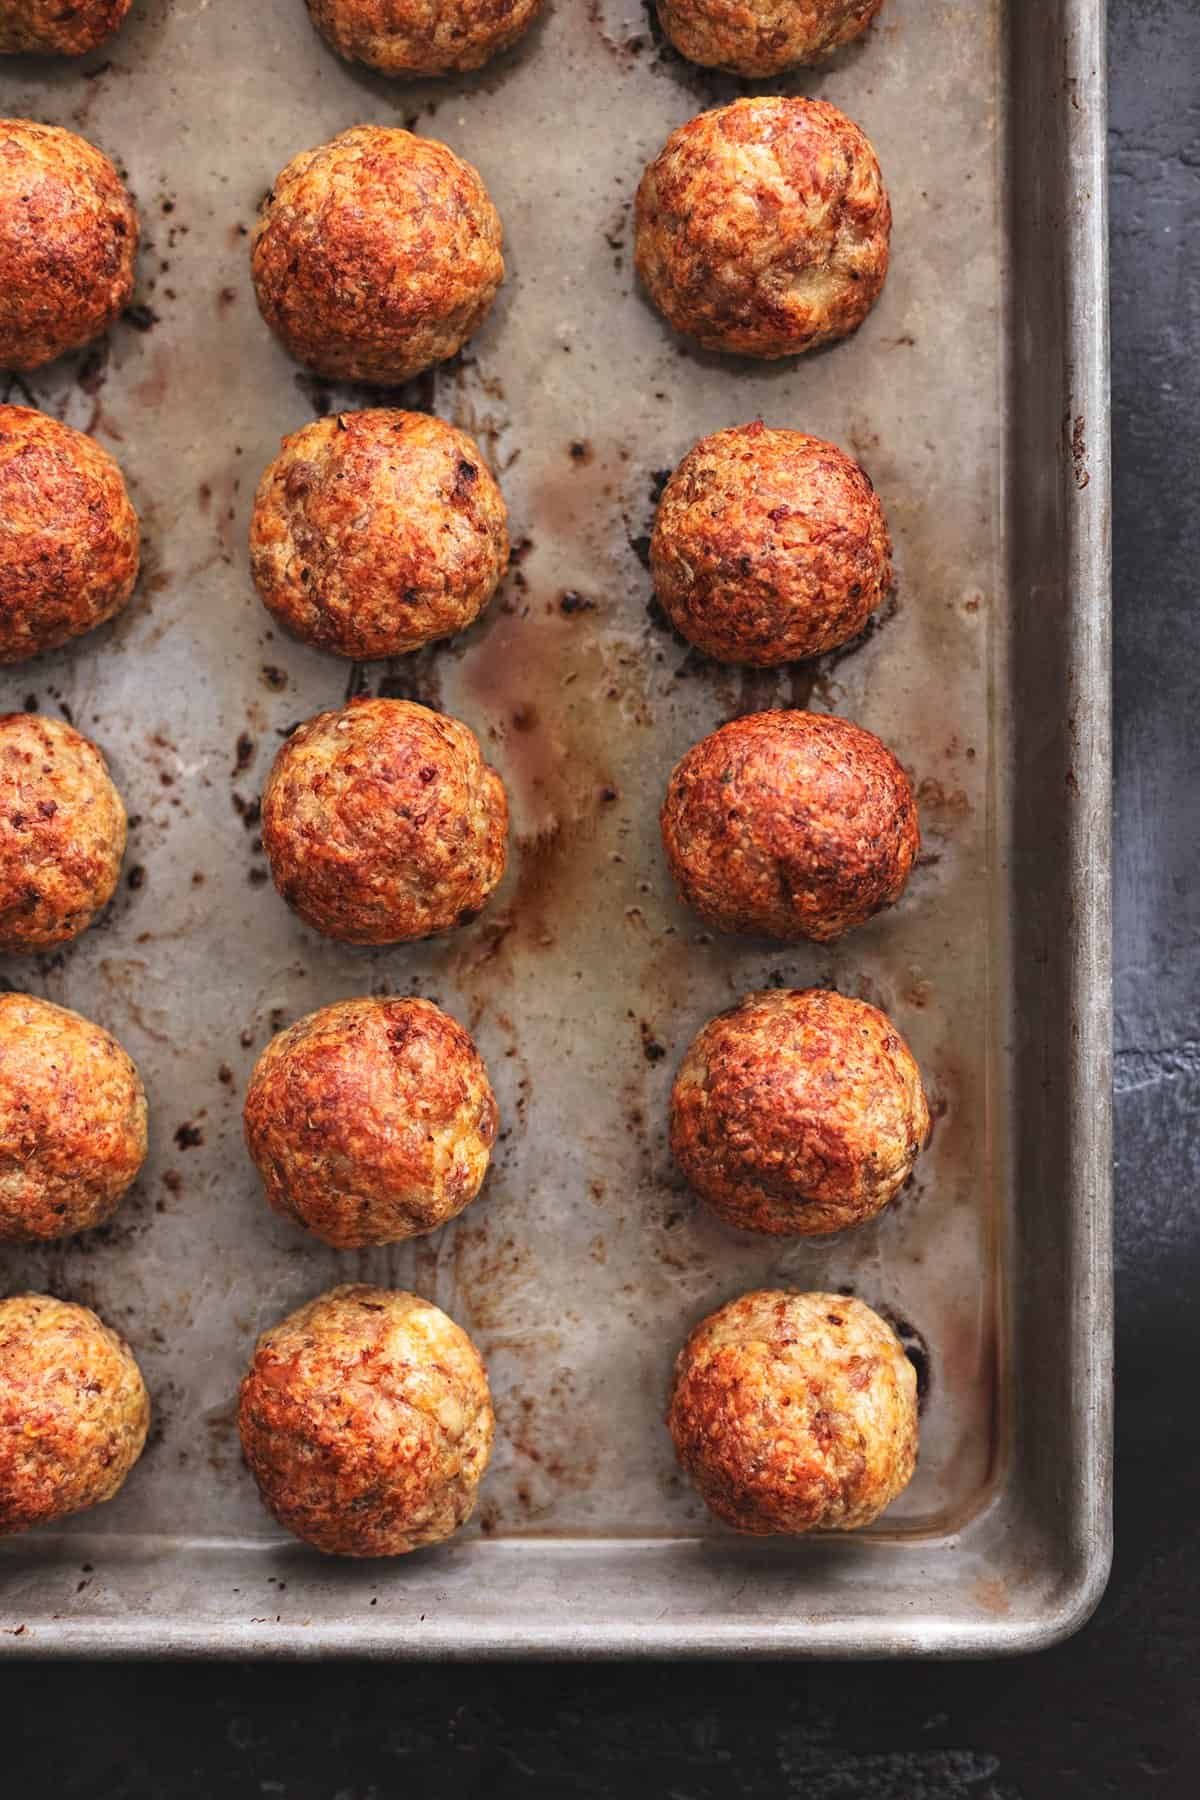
<box><xmin>0</xmin><ymin>0</ymin><xmax>1110</xmax><ymax>1656</ymax></box>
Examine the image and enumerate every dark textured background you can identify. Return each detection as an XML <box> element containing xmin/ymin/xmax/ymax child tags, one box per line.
<box><xmin>9</xmin><ymin>0</ymin><xmax>1199</xmax><ymax>1791</ymax></box>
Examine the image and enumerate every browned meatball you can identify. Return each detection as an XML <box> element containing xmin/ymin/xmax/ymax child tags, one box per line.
<box><xmin>0</xmin><ymin>994</ymin><xmax>146</xmax><ymax>1242</ymax></box>
<box><xmin>668</xmin><ymin>1290</ymin><xmax>918</xmax><ymax>1533</ymax></box>
<box><xmin>635</xmin><ymin>97</ymin><xmax>890</xmax><ymax>359</ymax></box>
<box><xmin>0</xmin><ymin>1</ymin><xmax>133</xmax><ymax>55</ymax></box>
<box><xmin>252</xmin><ymin>126</ymin><xmax>503</xmax><ymax>386</ymax></box>
<box><xmin>261</xmin><ymin>697</ymin><xmax>507</xmax><ymax>945</ymax></box>
<box><xmin>307</xmin><ymin>0</ymin><xmax>544</xmax><ymax>76</ymax></box>
<box><xmin>671</xmin><ymin>988</ymin><xmax>929</xmax><ymax>1235</ymax></box>
<box><xmin>238</xmin><ymin>1284</ymin><xmax>494</xmax><ymax>1556</ymax></box>
<box><xmin>0</xmin><ymin>713</ymin><xmax>126</xmax><ymax>953</ymax></box>
<box><xmin>244</xmin><ymin>997</ymin><xmax>498</xmax><ymax>1249</ymax></box>
<box><xmin>250</xmin><ymin>410</ymin><xmax>508</xmax><ymax>660</ymax></box>
<box><xmin>656</xmin><ymin>0</ymin><xmax>883</xmax><ymax>77</ymax></box>
<box><xmin>0</xmin><ymin>1293</ymin><xmax>149</xmax><ymax>1535</ymax></box>
<box><xmin>0</xmin><ymin>406</ymin><xmax>139</xmax><ymax>664</ymax></box>
<box><xmin>661</xmin><ymin>710</ymin><xmax>917</xmax><ymax>943</ymax></box>
<box><xmin>651</xmin><ymin>423</ymin><xmax>892</xmax><ymax>665</ymax></box>
<box><xmin>0</xmin><ymin>119</ymin><xmax>138</xmax><ymax>372</ymax></box>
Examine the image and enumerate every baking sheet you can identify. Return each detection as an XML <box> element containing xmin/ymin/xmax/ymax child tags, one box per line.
<box><xmin>0</xmin><ymin>0</ymin><xmax>1111</xmax><ymax>1654</ymax></box>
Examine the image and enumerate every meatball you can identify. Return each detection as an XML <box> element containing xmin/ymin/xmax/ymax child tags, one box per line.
<box><xmin>668</xmin><ymin>1289</ymin><xmax>918</xmax><ymax>1533</ymax></box>
<box><xmin>0</xmin><ymin>1293</ymin><xmax>149</xmax><ymax>1535</ymax></box>
<box><xmin>651</xmin><ymin>423</ymin><xmax>892</xmax><ymax>665</ymax></box>
<box><xmin>261</xmin><ymin>696</ymin><xmax>507</xmax><ymax>945</ymax></box>
<box><xmin>306</xmin><ymin>0</ymin><xmax>544</xmax><ymax>76</ymax></box>
<box><xmin>661</xmin><ymin>710</ymin><xmax>917</xmax><ymax>943</ymax></box>
<box><xmin>0</xmin><ymin>406</ymin><xmax>140</xmax><ymax>664</ymax></box>
<box><xmin>252</xmin><ymin>126</ymin><xmax>503</xmax><ymax>386</ymax></box>
<box><xmin>634</xmin><ymin>97</ymin><xmax>890</xmax><ymax>359</ymax></box>
<box><xmin>0</xmin><ymin>1</ymin><xmax>133</xmax><ymax>56</ymax></box>
<box><xmin>0</xmin><ymin>119</ymin><xmax>138</xmax><ymax>372</ymax></box>
<box><xmin>244</xmin><ymin>997</ymin><xmax>498</xmax><ymax>1249</ymax></box>
<box><xmin>670</xmin><ymin>988</ymin><xmax>929</xmax><ymax>1235</ymax></box>
<box><xmin>0</xmin><ymin>713</ymin><xmax>126</xmax><ymax>953</ymax></box>
<box><xmin>655</xmin><ymin>0</ymin><xmax>883</xmax><ymax>77</ymax></box>
<box><xmin>250</xmin><ymin>410</ymin><xmax>508</xmax><ymax>660</ymax></box>
<box><xmin>0</xmin><ymin>994</ymin><xmax>146</xmax><ymax>1242</ymax></box>
<box><xmin>238</xmin><ymin>1284</ymin><xmax>494</xmax><ymax>1556</ymax></box>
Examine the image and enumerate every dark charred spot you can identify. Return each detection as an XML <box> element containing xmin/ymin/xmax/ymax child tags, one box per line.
<box><xmin>124</xmin><ymin>304</ymin><xmax>158</xmax><ymax>332</ymax></box>
<box><xmin>261</xmin><ymin>665</ymin><xmax>287</xmax><ymax>691</ymax></box>
<box><xmin>126</xmin><ymin>865</ymin><xmax>145</xmax><ymax>891</ymax></box>
<box><xmin>233</xmin><ymin>732</ymin><xmax>256</xmax><ymax>776</ymax></box>
<box><xmin>559</xmin><ymin>590</ymin><xmax>595</xmax><ymax>615</ymax></box>
<box><xmin>174</xmin><ymin>1122</ymin><xmax>204</xmax><ymax>1151</ymax></box>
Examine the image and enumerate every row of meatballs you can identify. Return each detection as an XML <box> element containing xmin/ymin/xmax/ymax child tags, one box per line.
<box><xmin>1</xmin><ymin>1284</ymin><xmax>917</xmax><ymax>1554</ymax></box>
<box><xmin>1</xmin><ymin>0</ymin><xmax>886</xmax><ymax>77</ymax></box>
<box><xmin>1</xmin><ymin>89</ymin><xmax>892</xmax><ymax>377</ymax></box>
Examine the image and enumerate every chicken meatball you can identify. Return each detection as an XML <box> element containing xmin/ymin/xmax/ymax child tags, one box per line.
<box><xmin>668</xmin><ymin>1289</ymin><xmax>918</xmax><ymax>1533</ymax></box>
<box><xmin>306</xmin><ymin>0</ymin><xmax>544</xmax><ymax>76</ymax></box>
<box><xmin>250</xmin><ymin>410</ymin><xmax>508</xmax><ymax>660</ymax></box>
<box><xmin>0</xmin><ymin>119</ymin><xmax>138</xmax><ymax>372</ymax></box>
<box><xmin>238</xmin><ymin>1284</ymin><xmax>494</xmax><ymax>1556</ymax></box>
<box><xmin>261</xmin><ymin>697</ymin><xmax>507</xmax><ymax>945</ymax></box>
<box><xmin>0</xmin><ymin>1292</ymin><xmax>149</xmax><ymax>1535</ymax></box>
<box><xmin>651</xmin><ymin>423</ymin><xmax>892</xmax><ymax>665</ymax></box>
<box><xmin>661</xmin><ymin>710</ymin><xmax>917</xmax><ymax>943</ymax></box>
<box><xmin>634</xmin><ymin>97</ymin><xmax>890</xmax><ymax>359</ymax></box>
<box><xmin>0</xmin><ymin>406</ymin><xmax>139</xmax><ymax>664</ymax></box>
<box><xmin>244</xmin><ymin>997</ymin><xmax>498</xmax><ymax>1248</ymax></box>
<box><xmin>0</xmin><ymin>713</ymin><xmax>126</xmax><ymax>953</ymax></box>
<box><xmin>671</xmin><ymin>988</ymin><xmax>929</xmax><ymax>1235</ymax></box>
<box><xmin>656</xmin><ymin>0</ymin><xmax>883</xmax><ymax>77</ymax></box>
<box><xmin>252</xmin><ymin>126</ymin><xmax>503</xmax><ymax>386</ymax></box>
<box><xmin>0</xmin><ymin>994</ymin><xmax>147</xmax><ymax>1242</ymax></box>
<box><xmin>0</xmin><ymin>1</ymin><xmax>133</xmax><ymax>56</ymax></box>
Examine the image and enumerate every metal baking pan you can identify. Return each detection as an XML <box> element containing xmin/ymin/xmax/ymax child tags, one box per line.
<box><xmin>0</xmin><ymin>0</ymin><xmax>1110</xmax><ymax>1656</ymax></box>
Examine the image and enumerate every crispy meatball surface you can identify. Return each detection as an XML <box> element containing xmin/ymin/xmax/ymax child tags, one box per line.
<box><xmin>0</xmin><ymin>1</ymin><xmax>132</xmax><ymax>55</ymax></box>
<box><xmin>634</xmin><ymin>97</ymin><xmax>890</xmax><ymax>359</ymax></box>
<box><xmin>250</xmin><ymin>410</ymin><xmax>508</xmax><ymax>659</ymax></box>
<box><xmin>651</xmin><ymin>423</ymin><xmax>892</xmax><ymax>665</ymax></box>
<box><xmin>0</xmin><ymin>994</ymin><xmax>146</xmax><ymax>1242</ymax></box>
<box><xmin>661</xmin><ymin>710</ymin><xmax>917</xmax><ymax>943</ymax></box>
<box><xmin>261</xmin><ymin>697</ymin><xmax>507</xmax><ymax>945</ymax></box>
<box><xmin>671</xmin><ymin>988</ymin><xmax>929</xmax><ymax>1235</ymax></box>
<box><xmin>252</xmin><ymin>126</ymin><xmax>503</xmax><ymax>386</ymax></box>
<box><xmin>244</xmin><ymin>997</ymin><xmax>498</xmax><ymax>1248</ymax></box>
<box><xmin>0</xmin><ymin>406</ymin><xmax>139</xmax><ymax>664</ymax></box>
<box><xmin>0</xmin><ymin>119</ymin><xmax>137</xmax><ymax>372</ymax></box>
<box><xmin>668</xmin><ymin>1289</ymin><xmax>918</xmax><ymax>1533</ymax></box>
<box><xmin>656</xmin><ymin>0</ymin><xmax>883</xmax><ymax>77</ymax></box>
<box><xmin>0</xmin><ymin>1293</ymin><xmax>149</xmax><ymax>1535</ymax></box>
<box><xmin>238</xmin><ymin>1284</ymin><xmax>494</xmax><ymax>1556</ymax></box>
<box><xmin>307</xmin><ymin>0</ymin><xmax>544</xmax><ymax>76</ymax></box>
<box><xmin>0</xmin><ymin>713</ymin><xmax>126</xmax><ymax>953</ymax></box>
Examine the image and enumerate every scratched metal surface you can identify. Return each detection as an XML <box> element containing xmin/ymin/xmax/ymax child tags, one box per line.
<box><xmin>0</xmin><ymin>0</ymin><xmax>1110</xmax><ymax>1654</ymax></box>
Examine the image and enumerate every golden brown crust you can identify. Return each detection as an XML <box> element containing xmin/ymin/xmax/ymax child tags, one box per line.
<box><xmin>661</xmin><ymin>709</ymin><xmax>917</xmax><ymax>943</ymax></box>
<box><xmin>634</xmin><ymin>97</ymin><xmax>890</xmax><ymax>359</ymax></box>
<box><xmin>0</xmin><ymin>1</ymin><xmax>132</xmax><ymax>55</ymax></box>
<box><xmin>0</xmin><ymin>119</ymin><xmax>138</xmax><ymax>372</ymax></box>
<box><xmin>651</xmin><ymin>422</ymin><xmax>892</xmax><ymax>666</ymax></box>
<box><xmin>668</xmin><ymin>1289</ymin><xmax>917</xmax><ymax>1533</ymax></box>
<box><xmin>250</xmin><ymin>410</ymin><xmax>508</xmax><ymax>660</ymax></box>
<box><xmin>244</xmin><ymin>997</ymin><xmax>498</xmax><ymax>1249</ymax></box>
<box><xmin>238</xmin><ymin>1284</ymin><xmax>494</xmax><ymax>1557</ymax></box>
<box><xmin>0</xmin><ymin>405</ymin><xmax>139</xmax><ymax>664</ymax></box>
<box><xmin>0</xmin><ymin>712</ymin><xmax>126</xmax><ymax>953</ymax></box>
<box><xmin>670</xmin><ymin>988</ymin><xmax>929</xmax><ymax>1235</ymax></box>
<box><xmin>261</xmin><ymin>696</ymin><xmax>508</xmax><ymax>945</ymax></box>
<box><xmin>0</xmin><ymin>993</ymin><xmax>146</xmax><ymax>1242</ymax></box>
<box><xmin>0</xmin><ymin>1292</ymin><xmax>149</xmax><ymax>1535</ymax></box>
<box><xmin>251</xmin><ymin>126</ymin><xmax>503</xmax><ymax>386</ymax></box>
<box><xmin>306</xmin><ymin>0</ymin><xmax>544</xmax><ymax>76</ymax></box>
<box><xmin>656</xmin><ymin>0</ymin><xmax>883</xmax><ymax>77</ymax></box>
